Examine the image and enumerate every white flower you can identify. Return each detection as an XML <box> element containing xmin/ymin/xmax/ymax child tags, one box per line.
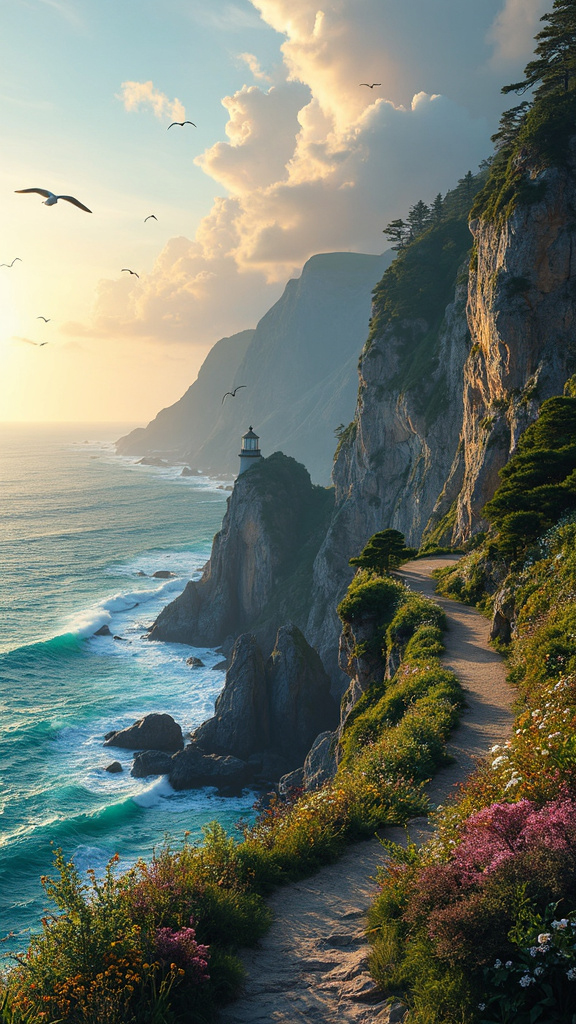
<box><xmin>534</xmin><ymin>966</ymin><xmax>544</xmax><ymax>977</ymax></box>
<box><xmin>491</xmin><ymin>756</ymin><xmax>508</xmax><ymax>769</ymax></box>
<box><xmin>478</xmin><ymin>1003</ymin><xmax>486</xmax><ymax>1011</ymax></box>
<box><xmin>538</xmin><ymin>933</ymin><xmax>552</xmax><ymax>945</ymax></box>
<box><xmin>505</xmin><ymin>961</ymin><xmax>513</xmax><ymax>968</ymax></box>
<box><xmin>493</xmin><ymin>959</ymin><xmax>502</xmax><ymax>968</ymax></box>
<box><xmin>552</xmin><ymin>919</ymin><xmax>569</xmax><ymax>930</ymax></box>
<box><xmin>567</xmin><ymin>968</ymin><xmax>576</xmax><ymax>981</ymax></box>
<box><xmin>530</xmin><ymin>946</ymin><xmax>539</xmax><ymax>956</ymax></box>
<box><xmin>504</xmin><ymin>776</ymin><xmax>521</xmax><ymax>790</ymax></box>
<box><xmin>490</xmin><ymin>744</ymin><xmax>501</xmax><ymax>754</ymax></box>
<box><xmin>519</xmin><ymin>974</ymin><xmax>533</xmax><ymax>987</ymax></box>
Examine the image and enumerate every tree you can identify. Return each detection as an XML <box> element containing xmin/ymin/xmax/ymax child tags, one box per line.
<box><xmin>502</xmin><ymin>0</ymin><xmax>576</xmax><ymax>99</ymax></box>
<box><xmin>407</xmin><ymin>200</ymin><xmax>430</xmax><ymax>238</ymax></box>
<box><xmin>382</xmin><ymin>218</ymin><xmax>410</xmax><ymax>251</ymax></box>
<box><xmin>349</xmin><ymin>529</ymin><xmax>414</xmax><ymax>573</ymax></box>
<box><xmin>491</xmin><ymin>102</ymin><xmax>531</xmax><ymax>150</ymax></box>
<box><xmin>430</xmin><ymin>193</ymin><xmax>444</xmax><ymax>224</ymax></box>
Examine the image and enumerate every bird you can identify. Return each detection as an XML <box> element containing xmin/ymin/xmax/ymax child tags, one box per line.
<box><xmin>122</xmin><ymin>268</ymin><xmax>140</xmax><ymax>278</ymax></box>
<box><xmin>144</xmin><ymin>214</ymin><xmax>157</xmax><ymax>222</ymax></box>
<box><xmin>36</xmin><ymin>316</ymin><xmax>51</xmax><ymax>322</ymax></box>
<box><xmin>167</xmin><ymin>121</ymin><xmax>196</xmax><ymax>129</ymax></box>
<box><xmin>15</xmin><ymin>337</ymin><xmax>48</xmax><ymax>347</ymax></box>
<box><xmin>222</xmin><ymin>385</ymin><xmax>247</xmax><ymax>404</ymax></box>
<box><xmin>0</xmin><ymin>257</ymin><xmax>22</xmax><ymax>268</ymax></box>
<box><xmin>359</xmin><ymin>83</ymin><xmax>381</xmax><ymax>89</ymax></box>
<box><xmin>15</xmin><ymin>188</ymin><xmax>92</xmax><ymax>212</ymax></box>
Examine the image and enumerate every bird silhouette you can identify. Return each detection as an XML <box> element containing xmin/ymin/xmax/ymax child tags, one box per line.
<box><xmin>15</xmin><ymin>188</ymin><xmax>92</xmax><ymax>212</ymax></box>
<box><xmin>15</xmin><ymin>337</ymin><xmax>48</xmax><ymax>347</ymax></box>
<box><xmin>122</xmin><ymin>268</ymin><xmax>140</xmax><ymax>278</ymax></box>
<box><xmin>144</xmin><ymin>214</ymin><xmax>157</xmax><ymax>222</ymax></box>
<box><xmin>36</xmin><ymin>316</ymin><xmax>51</xmax><ymax>322</ymax></box>
<box><xmin>167</xmin><ymin>121</ymin><xmax>196</xmax><ymax>129</ymax></box>
<box><xmin>359</xmin><ymin>83</ymin><xmax>381</xmax><ymax>88</ymax></box>
<box><xmin>222</xmin><ymin>385</ymin><xmax>247</xmax><ymax>404</ymax></box>
<box><xmin>0</xmin><ymin>257</ymin><xmax>22</xmax><ymax>268</ymax></box>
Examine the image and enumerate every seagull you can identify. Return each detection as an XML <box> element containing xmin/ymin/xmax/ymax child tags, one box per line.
<box><xmin>15</xmin><ymin>337</ymin><xmax>48</xmax><ymax>347</ymax></box>
<box><xmin>144</xmin><ymin>214</ymin><xmax>157</xmax><ymax>222</ymax></box>
<box><xmin>122</xmin><ymin>268</ymin><xmax>140</xmax><ymax>278</ymax></box>
<box><xmin>0</xmin><ymin>258</ymin><xmax>22</xmax><ymax>268</ymax></box>
<box><xmin>222</xmin><ymin>385</ymin><xmax>247</xmax><ymax>404</ymax></box>
<box><xmin>15</xmin><ymin>188</ymin><xmax>92</xmax><ymax>212</ymax></box>
<box><xmin>167</xmin><ymin>121</ymin><xmax>196</xmax><ymax>129</ymax></box>
<box><xmin>359</xmin><ymin>83</ymin><xmax>381</xmax><ymax>89</ymax></box>
<box><xmin>36</xmin><ymin>316</ymin><xmax>51</xmax><ymax>322</ymax></box>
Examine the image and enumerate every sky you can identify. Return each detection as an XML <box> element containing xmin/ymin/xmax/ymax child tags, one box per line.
<box><xmin>0</xmin><ymin>0</ymin><xmax>549</xmax><ymax>423</ymax></box>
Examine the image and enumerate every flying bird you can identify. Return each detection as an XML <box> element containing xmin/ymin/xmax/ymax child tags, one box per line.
<box><xmin>167</xmin><ymin>121</ymin><xmax>196</xmax><ymax>129</ymax></box>
<box><xmin>0</xmin><ymin>258</ymin><xmax>22</xmax><ymax>268</ymax></box>
<box><xmin>15</xmin><ymin>337</ymin><xmax>48</xmax><ymax>347</ymax></box>
<box><xmin>36</xmin><ymin>316</ymin><xmax>51</xmax><ymax>322</ymax></box>
<box><xmin>15</xmin><ymin>188</ymin><xmax>92</xmax><ymax>212</ymax></box>
<box><xmin>359</xmin><ymin>83</ymin><xmax>381</xmax><ymax>89</ymax></box>
<box><xmin>144</xmin><ymin>214</ymin><xmax>157</xmax><ymax>222</ymax></box>
<box><xmin>222</xmin><ymin>385</ymin><xmax>247</xmax><ymax>404</ymax></box>
<box><xmin>122</xmin><ymin>268</ymin><xmax>140</xmax><ymax>278</ymax></box>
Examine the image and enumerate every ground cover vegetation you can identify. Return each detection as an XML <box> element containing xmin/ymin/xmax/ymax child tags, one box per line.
<box><xmin>0</xmin><ymin>551</ymin><xmax>464</xmax><ymax>1023</ymax></box>
<box><xmin>365</xmin><ymin>399</ymin><xmax>576</xmax><ymax>1017</ymax></box>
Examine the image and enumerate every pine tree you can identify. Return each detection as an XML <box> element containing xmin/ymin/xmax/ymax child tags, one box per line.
<box><xmin>407</xmin><ymin>200</ymin><xmax>430</xmax><ymax>238</ymax></box>
<box><xmin>430</xmin><ymin>193</ymin><xmax>444</xmax><ymax>224</ymax></box>
<box><xmin>502</xmin><ymin>0</ymin><xmax>576</xmax><ymax>98</ymax></box>
<box><xmin>491</xmin><ymin>102</ymin><xmax>531</xmax><ymax>150</ymax></box>
<box><xmin>382</xmin><ymin>218</ymin><xmax>410</xmax><ymax>250</ymax></box>
<box><xmin>349</xmin><ymin>529</ymin><xmax>413</xmax><ymax>573</ymax></box>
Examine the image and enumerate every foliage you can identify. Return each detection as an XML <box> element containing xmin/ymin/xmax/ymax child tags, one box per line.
<box><xmin>349</xmin><ymin>529</ymin><xmax>416</xmax><ymax>573</ymax></box>
<box><xmin>336</xmin><ymin>570</ymin><xmax>405</xmax><ymax>624</ymax></box>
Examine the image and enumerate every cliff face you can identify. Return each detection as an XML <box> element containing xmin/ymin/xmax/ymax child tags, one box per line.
<box><xmin>450</xmin><ymin>149</ymin><xmax>576</xmax><ymax>542</ymax></box>
<box><xmin>117</xmin><ymin>251</ymin><xmax>392</xmax><ymax>484</ymax></box>
<box><xmin>306</xmin><ymin>218</ymin><xmax>473</xmax><ymax>677</ymax></box>
<box><xmin>147</xmin><ymin>452</ymin><xmax>333</xmax><ymax>654</ymax></box>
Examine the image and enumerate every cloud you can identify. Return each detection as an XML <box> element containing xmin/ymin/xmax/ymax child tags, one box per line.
<box><xmin>237</xmin><ymin>52</ymin><xmax>271</xmax><ymax>82</ymax></box>
<box><xmin>117</xmin><ymin>81</ymin><xmax>186</xmax><ymax>123</ymax></box>
<box><xmin>488</xmin><ymin>0</ymin><xmax>549</xmax><ymax>66</ymax></box>
<box><xmin>86</xmin><ymin>0</ymin><xmax>540</xmax><ymax>352</ymax></box>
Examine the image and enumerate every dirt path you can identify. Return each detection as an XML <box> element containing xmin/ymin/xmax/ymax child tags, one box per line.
<box><xmin>219</xmin><ymin>557</ymin><xmax>514</xmax><ymax>1024</ymax></box>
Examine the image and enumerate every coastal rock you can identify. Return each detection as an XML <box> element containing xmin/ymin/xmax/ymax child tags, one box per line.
<box><xmin>131</xmin><ymin>750</ymin><xmax>173</xmax><ymax>778</ymax></box>
<box><xmin>152</xmin><ymin>570</ymin><xmax>176</xmax><ymax>579</ymax></box>
<box><xmin>94</xmin><ymin>624</ymin><xmax>112</xmax><ymax>637</ymax></box>
<box><xmin>136</xmin><ymin>456</ymin><xmax>170</xmax><ymax>467</ymax></box>
<box><xmin>192</xmin><ymin>625</ymin><xmax>338</xmax><ymax>779</ymax></box>
<box><xmin>104</xmin><ymin>713</ymin><xmax>184</xmax><ymax>752</ymax></box>
<box><xmin>302</xmin><ymin>730</ymin><xmax>337</xmax><ymax>791</ymax></box>
<box><xmin>193</xmin><ymin>635</ymin><xmax>268</xmax><ymax>761</ymax></box>
<box><xmin>212</xmin><ymin>660</ymin><xmax>227</xmax><ymax>671</ymax></box>
<box><xmin>278</xmin><ymin>767</ymin><xmax>305</xmax><ymax>797</ymax></box>
<box><xmin>181</xmin><ymin>466</ymin><xmax>201</xmax><ymax>477</ymax></box>
<box><xmin>186</xmin><ymin>656</ymin><xmax>205</xmax><ymax>668</ymax></box>
<box><xmin>104</xmin><ymin>761</ymin><xmax>123</xmax><ymax>773</ymax></box>
<box><xmin>168</xmin><ymin>744</ymin><xmax>252</xmax><ymax>794</ymax></box>
<box><xmin>147</xmin><ymin>453</ymin><xmax>333</xmax><ymax>653</ymax></box>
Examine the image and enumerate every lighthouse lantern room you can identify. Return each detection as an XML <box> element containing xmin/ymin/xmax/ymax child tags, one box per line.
<box><xmin>238</xmin><ymin>426</ymin><xmax>262</xmax><ymax>475</ymax></box>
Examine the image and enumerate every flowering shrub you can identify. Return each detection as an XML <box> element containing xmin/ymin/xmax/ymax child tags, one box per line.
<box><xmin>155</xmin><ymin>921</ymin><xmax>209</xmax><ymax>980</ymax></box>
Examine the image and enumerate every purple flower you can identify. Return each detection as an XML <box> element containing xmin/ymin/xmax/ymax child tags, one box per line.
<box><xmin>155</xmin><ymin>921</ymin><xmax>210</xmax><ymax>981</ymax></box>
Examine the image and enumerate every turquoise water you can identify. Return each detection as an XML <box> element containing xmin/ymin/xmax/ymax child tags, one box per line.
<box><xmin>0</xmin><ymin>424</ymin><xmax>255</xmax><ymax>956</ymax></box>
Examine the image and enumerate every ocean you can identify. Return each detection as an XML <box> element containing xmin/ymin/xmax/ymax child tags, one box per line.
<box><xmin>0</xmin><ymin>423</ymin><xmax>256</xmax><ymax>958</ymax></box>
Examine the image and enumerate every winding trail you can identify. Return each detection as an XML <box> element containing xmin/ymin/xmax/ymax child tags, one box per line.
<box><xmin>219</xmin><ymin>557</ymin><xmax>514</xmax><ymax>1024</ymax></box>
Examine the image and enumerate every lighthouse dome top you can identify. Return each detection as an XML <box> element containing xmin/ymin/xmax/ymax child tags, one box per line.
<box><xmin>242</xmin><ymin>426</ymin><xmax>259</xmax><ymax>440</ymax></box>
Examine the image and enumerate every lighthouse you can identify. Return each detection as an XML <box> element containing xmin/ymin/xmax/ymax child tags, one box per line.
<box><xmin>238</xmin><ymin>426</ymin><xmax>262</xmax><ymax>475</ymax></box>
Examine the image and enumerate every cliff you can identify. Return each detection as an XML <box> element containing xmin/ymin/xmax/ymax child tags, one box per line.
<box><xmin>147</xmin><ymin>452</ymin><xmax>334</xmax><ymax>654</ymax></box>
<box><xmin>117</xmin><ymin>251</ymin><xmax>393</xmax><ymax>484</ymax></box>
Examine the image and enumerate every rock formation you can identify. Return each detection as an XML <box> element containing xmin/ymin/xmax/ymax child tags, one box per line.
<box><xmin>192</xmin><ymin>624</ymin><xmax>338</xmax><ymax>780</ymax></box>
<box><xmin>147</xmin><ymin>453</ymin><xmax>333</xmax><ymax>653</ymax></box>
<box><xmin>104</xmin><ymin>713</ymin><xmax>184</xmax><ymax>752</ymax></box>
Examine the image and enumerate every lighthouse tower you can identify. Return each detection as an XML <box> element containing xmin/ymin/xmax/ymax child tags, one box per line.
<box><xmin>238</xmin><ymin>426</ymin><xmax>262</xmax><ymax>475</ymax></box>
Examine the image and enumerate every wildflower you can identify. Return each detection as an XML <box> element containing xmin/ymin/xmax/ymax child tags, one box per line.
<box><xmin>530</xmin><ymin>946</ymin><xmax>539</xmax><ymax>956</ymax></box>
<box><xmin>519</xmin><ymin>975</ymin><xmax>533</xmax><ymax>987</ymax></box>
<box><xmin>491</xmin><ymin>756</ymin><xmax>508</xmax><ymax>769</ymax></box>
<box><xmin>567</xmin><ymin>968</ymin><xmax>576</xmax><ymax>981</ymax></box>
<box><xmin>537</xmin><ymin>933</ymin><xmax>551</xmax><ymax>945</ymax></box>
<box><xmin>552</xmin><ymin>919</ymin><xmax>569</xmax><ymax>930</ymax></box>
<box><xmin>478</xmin><ymin>1003</ymin><xmax>486</xmax><ymax>1011</ymax></box>
<box><xmin>493</xmin><ymin>959</ymin><xmax>502</xmax><ymax>968</ymax></box>
<box><xmin>505</xmin><ymin>961</ymin><xmax>513</xmax><ymax>968</ymax></box>
<box><xmin>534</xmin><ymin>967</ymin><xmax>544</xmax><ymax>977</ymax></box>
